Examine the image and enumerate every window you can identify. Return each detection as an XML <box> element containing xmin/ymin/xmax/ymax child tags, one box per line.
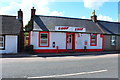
<box><xmin>68</xmin><ymin>34</ymin><xmax>72</xmax><ymax>43</ymax></box>
<box><xmin>39</xmin><ymin>32</ymin><xmax>49</xmax><ymax>47</ymax></box>
<box><xmin>90</xmin><ymin>34</ymin><xmax>97</xmax><ymax>46</ymax></box>
<box><xmin>25</xmin><ymin>36</ymin><xmax>29</xmax><ymax>40</ymax></box>
<box><xmin>0</xmin><ymin>36</ymin><xmax>5</xmax><ymax>49</ymax></box>
<box><xmin>24</xmin><ymin>36</ymin><xmax>29</xmax><ymax>46</ymax></box>
<box><xmin>111</xmin><ymin>35</ymin><xmax>116</xmax><ymax>46</ymax></box>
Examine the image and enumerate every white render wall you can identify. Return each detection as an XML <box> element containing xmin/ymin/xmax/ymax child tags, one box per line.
<box><xmin>30</xmin><ymin>31</ymin><xmax>102</xmax><ymax>50</ymax></box>
<box><xmin>76</xmin><ymin>33</ymin><xmax>102</xmax><ymax>49</ymax></box>
<box><xmin>30</xmin><ymin>31</ymin><xmax>66</xmax><ymax>49</ymax></box>
<box><xmin>30</xmin><ymin>31</ymin><xmax>39</xmax><ymax>49</ymax></box>
<box><xmin>50</xmin><ymin>32</ymin><xmax>66</xmax><ymax>49</ymax></box>
<box><xmin>0</xmin><ymin>35</ymin><xmax>18</xmax><ymax>54</ymax></box>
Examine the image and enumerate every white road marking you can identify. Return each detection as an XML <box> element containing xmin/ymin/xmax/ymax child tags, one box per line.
<box><xmin>27</xmin><ymin>69</ymin><xmax>108</xmax><ymax>79</ymax></box>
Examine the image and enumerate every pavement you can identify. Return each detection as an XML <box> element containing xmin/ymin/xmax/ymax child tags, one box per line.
<box><xmin>1</xmin><ymin>51</ymin><xmax>120</xmax><ymax>58</ymax></box>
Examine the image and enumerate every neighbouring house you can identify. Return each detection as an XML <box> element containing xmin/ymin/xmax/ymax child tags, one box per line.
<box><xmin>0</xmin><ymin>9</ymin><xmax>24</xmax><ymax>54</ymax></box>
<box><xmin>26</xmin><ymin>7</ymin><xmax>120</xmax><ymax>53</ymax></box>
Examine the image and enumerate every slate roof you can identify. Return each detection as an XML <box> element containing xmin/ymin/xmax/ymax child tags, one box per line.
<box><xmin>97</xmin><ymin>21</ymin><xmax>120</xmax><ymax>34</ymax></box>
<box><xmin>0</xmin><ymin>15</ymin><xmax>21</xmax><ymax>35</ymax></box>
<box><xmin>33</xmin><ymin>15</ymin><xmax>120</xmax><ymax>35</ymax></box>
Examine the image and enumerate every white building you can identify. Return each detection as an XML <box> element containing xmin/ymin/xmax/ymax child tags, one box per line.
<box><xmin>0</xmin><ymin>15</ymin><xmax>22</xmax><ymax>54</ymax></box>
<box><xmin>26</xmin><ymin>7</ymin><xmax>120</xmax><ymax>53</ymax></box>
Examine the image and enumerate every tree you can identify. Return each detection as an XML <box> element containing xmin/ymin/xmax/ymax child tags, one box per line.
<box><xmin>25</xmin><ymin>20</ymin><xmax>33</xmax><ymax>31</ymax></box>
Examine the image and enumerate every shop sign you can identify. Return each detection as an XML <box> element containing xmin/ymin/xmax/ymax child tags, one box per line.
<box><xmin>55</xmin><ymin>26</ymin><xmax>86</xmax><ymax>32</ymax></box>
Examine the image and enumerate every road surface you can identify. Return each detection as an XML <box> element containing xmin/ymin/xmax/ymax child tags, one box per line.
<box><xmin>2</xmin><ymin>54</ymin><xmax>119</xmax><ymax>78</ymax></box>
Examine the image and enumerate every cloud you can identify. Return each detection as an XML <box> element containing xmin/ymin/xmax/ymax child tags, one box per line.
<box><xmin>81</xmin><ymin>14</ymin><xmax>118</xmax><ymax>22</ymax></box>
<box><xmin>83</xmin><ymin>0</ymin><xmax>109</xmax><ymax>9</ymax></box>
<box><xmin>0</xmin><ymin>2</ymin><xmax>20</xmax><ymax>15</ymax></box>
<box><xmin>49</xmin><ymin>11</ymin><xmax>64</xmax><ymax>16</ymax></box>
<box><xmin>81</xmin><ymin>16</ymin><xmax>90</xmax><ymax>19</ymax></box>
<box><xmin>97</xmin><ymin>14</ymin><xmax>113</xmax><ymax>21</ymax></box>
<box><xmin>81</xmin><ymin>16</ymin><xmax>87</xmax><ymax>19</ymax></box>
<box><xmin>0</xmin><ymin>0</ymin><xmax>64</xmax><ymax>26</ymax></box>
<box><xmin>118</xmin><ymin>14</ymin><xmax>120</xmax><ymax>22</ymax></box>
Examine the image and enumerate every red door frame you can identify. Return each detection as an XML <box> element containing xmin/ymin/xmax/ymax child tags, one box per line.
<box><xmin>66</xmin><ymin>33</ymin><xmax>75</xmax><ymax>51</ymax></box>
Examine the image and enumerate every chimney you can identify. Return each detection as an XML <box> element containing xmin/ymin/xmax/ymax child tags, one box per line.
<box><xmin>91</xmin><ymin>10</ymin><xmax>97</xmax><ymax>22</ymax></box>
<box><xmin>17</xmin><ymin>9</ymin><xmax>24</xmax><ymax>52</ymax></box>
<box><xmin>31</xmin><ymin>7</ymin><xmax>36</xmax><ymax>18</ymax></box>
<box><xmin>18</xmin><ymin>9</ymin><xmax>23</xmax><ymax>21</ymax></box>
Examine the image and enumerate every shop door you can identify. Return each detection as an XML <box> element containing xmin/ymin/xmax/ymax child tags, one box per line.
<box><xmin>66</xmin><ymin>33</ymin><xmax>75</xmax><ymax>50</ymax></box>
<box><xmin>67</xmin><ymin>34</ymin><xmax>72</xmax><ymax>49</ymax></box>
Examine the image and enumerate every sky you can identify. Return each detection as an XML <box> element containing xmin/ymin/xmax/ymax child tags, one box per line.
<box><xmin>118</xmin><ymin>1</ymin><xmax>120</xmax><ymax>22</ymax></box>
<box><xmin>0</xmin><ymin>0</ymin><xmax>119</xmax><ymax>26</ymax></box>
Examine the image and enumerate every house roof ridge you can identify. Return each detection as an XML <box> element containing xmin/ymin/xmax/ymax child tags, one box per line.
<box><xmin>35</xmin><ymin>15</ymin><xmax>120</xmax><ymax>24</ymax></box>
<box><xmin>35</xmin><ymin>15</ymin><xmax>92</xmax><ymax>21</ymax></box>
<box><xmin>97</xmin><ymin>20</ymin><xmax>120</xmax><ymax>24</ymax></box>
<box><xmin>0</xmin><ymin>15</ymin><xmax>16</xmax><ymax>17</ymax></box>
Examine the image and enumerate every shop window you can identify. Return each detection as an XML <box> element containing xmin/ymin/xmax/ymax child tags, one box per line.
<box><xmin>39</xmin><ymin>32</ymin><xmax>49</xmax><ymax>47</ymax></box>
<box><xmin>90</xmin><ymin>34</ymin><xmax>97</xmax><ymax>46</ymax></box>
<box><xmin>0</xmin><ymin>36</ymin><xmax>5</xmax><ymax>49</ymax></box>
<box><xmin>111</xmin><ymin>35</ymin><xmax>116</xmax><ymax>46</ymax></box>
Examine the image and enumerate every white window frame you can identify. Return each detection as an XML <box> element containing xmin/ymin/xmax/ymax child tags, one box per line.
<box><xmin>111</xmin><ymin>35</ymin><xmax>116</xmax><ymax>46</ymax></box>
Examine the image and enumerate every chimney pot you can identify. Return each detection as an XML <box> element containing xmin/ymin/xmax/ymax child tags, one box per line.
<box><xmin>91</xmin><ymin>10</ymin><xmax>97</xmax><ymax>22</ymax></box>
<box><xmin>18</xmin><ymin>9</ymin><xmax>23</xmax><ymax>21</ymax></box>
<box><xmin>31</xmin><ymin>7</ymin><xmax>36</xmax><ymax>18</ymax></box>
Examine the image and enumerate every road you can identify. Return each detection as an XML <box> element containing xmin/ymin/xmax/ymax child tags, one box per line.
<box><xmin>1</xmin><ymin>54</ymin><xmax>119</xmax><ymax>78</ymax></box>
